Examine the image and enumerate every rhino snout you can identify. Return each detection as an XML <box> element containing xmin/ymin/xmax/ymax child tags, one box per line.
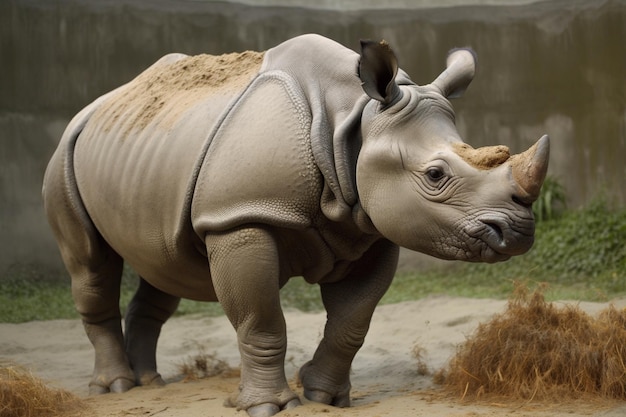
<box><xmin>476</xmin><ymin>215</ymin><xmax>535</xmax><ymax>259</ymax></box>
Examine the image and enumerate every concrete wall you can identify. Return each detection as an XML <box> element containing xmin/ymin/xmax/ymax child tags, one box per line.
<box><xmin>1</xmin><ymin>0</ymin><xmax>625</xmax><ymax>276</ymax></box>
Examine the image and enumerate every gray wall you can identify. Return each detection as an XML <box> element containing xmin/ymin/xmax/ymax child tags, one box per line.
<box><xmin>1</xmin><ymin>0</ymin><xmax>625</xmax><ymax>276</ymax></box>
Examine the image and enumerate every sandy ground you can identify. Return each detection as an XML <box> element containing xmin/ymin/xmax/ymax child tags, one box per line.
<box><xmin>2</xmin><ymin>296</ymin><xmax>626</xmax><ymax>417</ymax></box>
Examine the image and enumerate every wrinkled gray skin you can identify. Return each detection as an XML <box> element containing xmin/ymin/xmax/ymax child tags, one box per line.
<box><xmin>43</xmin><ymin>34</ymin><xmax>549</xmax><ymax>417</ymax></box>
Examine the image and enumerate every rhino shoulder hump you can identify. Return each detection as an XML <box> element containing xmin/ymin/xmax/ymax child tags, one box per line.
<box><xmin>192</xmin><ymin>70</ymin><xmax>321</xmax><ymax>234</ymax></box>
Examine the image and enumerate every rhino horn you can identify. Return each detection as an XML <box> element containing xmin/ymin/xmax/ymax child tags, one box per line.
<box><xmin>431</xmin><ymin>48</ymin><xmax>477</xmax><ymax>99</ymax></box>
<box><xmin>510</xmin><ymin>135</ymin><xmax>550</xmax><ymax>203</ymax></box>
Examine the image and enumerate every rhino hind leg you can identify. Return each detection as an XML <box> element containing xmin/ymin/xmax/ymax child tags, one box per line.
<box><xmin>43</xmin><ymin>147</ymin><xmax>135</xmax><ymax>394</ymax></box>
<box><xmin>70</xmin><ymin>244</ymin><xmax>136</xmax><ymax>395</ymax></box>
<box><xmin>124</xmin><ymin>277</ymin><xmax>180</xmax><ymax>387</ymax></box>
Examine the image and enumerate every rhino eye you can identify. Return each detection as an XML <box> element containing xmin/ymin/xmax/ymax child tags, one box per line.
<box><xmin>426</xmin><ymin>167</ymin><xmax>445</xmax><ymax>182</ymax></box>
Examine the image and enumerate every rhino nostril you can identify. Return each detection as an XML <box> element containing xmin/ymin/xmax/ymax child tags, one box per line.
<box><xmin>483</xmin><ymin>221</ymin><xmax>504</xmax><ymax>242</ymax></box>
<box><xmin>478</xmin><ymin>217</ymin><xmax>535</xmax><ymax>256</ymax></box>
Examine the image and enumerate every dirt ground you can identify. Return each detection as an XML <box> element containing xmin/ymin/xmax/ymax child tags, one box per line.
<box><xmin>2</xmin><ymin>296</ymin><xmax>626</xmax><ymax>417</ymax></box>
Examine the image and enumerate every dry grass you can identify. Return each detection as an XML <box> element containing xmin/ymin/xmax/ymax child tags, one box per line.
<box><xmin>412</xmin><ymin>345</ymin><xmax>431</xmax><ymax>376</ymax></box>
<box><xmin>437</xmin><ymin>283</ymin><xmax>626</xmax><ymax>402</ymax></box>
<box><xmin>177</xmin><ymin>351</ymin><xmax>239</xmax><ymax>381</ymax></box>
<box><xmin>0</xmin><ymin>364</ymin><xmax>84</xmax><ymax>417</ymax></box>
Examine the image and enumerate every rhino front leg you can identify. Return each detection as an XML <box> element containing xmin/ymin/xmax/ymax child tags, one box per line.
<box><xmin>124</xmin><ymin>277</ymin><xmax>180</xmax><ymax>387</ymax></box>
<box><xmin>205</xmin><ymin>227</ymin><xmax>301</xmax><ymax>417</ymax></box>
<box><xmin>299</xmin><ymin>239</ymin><xmax>399</xmax><ymax>407</ymax></box>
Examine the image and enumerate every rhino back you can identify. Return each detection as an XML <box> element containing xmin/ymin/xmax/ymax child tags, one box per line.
<box><xmin>72</xmin><ymin>51</ymin><xmax>264</xmax><ymax>299</ymax></box>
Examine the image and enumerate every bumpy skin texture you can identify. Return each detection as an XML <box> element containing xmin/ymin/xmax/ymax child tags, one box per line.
<box><xmin>43</xmin><ymin>34</ymin><xmax>548</xmax><ymax>417</ymax></box>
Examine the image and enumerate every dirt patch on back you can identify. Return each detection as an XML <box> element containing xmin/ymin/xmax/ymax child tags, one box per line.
<box><xmin>99</xmin><ymin>50</ymin><xmax>265</xmax><ymax>132</ymax></box>
<box><xmin>452</xmin><ymin>142</ymin><xmax>510</xmax><ymax>170</ymax></box>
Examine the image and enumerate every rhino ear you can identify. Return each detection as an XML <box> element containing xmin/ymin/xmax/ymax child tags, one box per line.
<box><xmin>359</xmin><ymin>40</ymin><xmax>401</xmax><ymax>105</ymax></box>
<box><xmin>431</xmin><ymin>47</ymin><xmax>477</xmax><ymax>99</ymax></box>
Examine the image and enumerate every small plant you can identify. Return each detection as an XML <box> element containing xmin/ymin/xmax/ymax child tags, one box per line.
<box><xmin>533</xmin><ymin>176</ymin><xmax>566</xmax><ymax>222</ymax></box>
<box><xmin>177</xmin><ymin>351</ymin><xmax>238</xmax><ymax>381</ymax></box>
<box><xmin>412</xmin><ymin>345</ymin><xmax>430</xmax><ymax>376</ymax></box>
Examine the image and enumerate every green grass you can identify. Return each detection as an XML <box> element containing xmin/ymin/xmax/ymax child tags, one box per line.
<box><xmin>0</xmin><ymin>265</ymin><xmax>225</xmax><ymax>323</ymax></box>
<box><xmin>0</xmin><ymin>273</ymin><xmax>77</xmax><ymax>323</ymax></box>
<box><xmin>2</xmin><ymin>198</ymin><xmax>625</xmax><ymax>323</ymax></box>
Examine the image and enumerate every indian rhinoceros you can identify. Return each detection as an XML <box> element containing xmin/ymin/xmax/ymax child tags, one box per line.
<box><xmin>43</xmin><ymin>34</ymin><xmax>549</xmax><ymax>417</ymax></box>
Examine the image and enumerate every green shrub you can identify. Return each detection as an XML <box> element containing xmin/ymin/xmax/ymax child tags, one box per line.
<box><xmin>533</xmin><ymin>176</ymin><xmax>567</xmax><ymax>222</ymax></box>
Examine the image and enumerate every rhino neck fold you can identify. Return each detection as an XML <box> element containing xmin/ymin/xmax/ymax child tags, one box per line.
<box><xmin>315</xmin><ymin>94</ymin><xmax>371</xmax><ymax>224</ymax></box>
<box><xmin>262</xmin><ymin>35</ymin><xmax>373</xmax><ymax>225</ymax></box>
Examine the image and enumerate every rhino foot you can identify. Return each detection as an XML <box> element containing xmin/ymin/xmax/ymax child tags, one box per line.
<box><xmin>224</xmin><ymin>388</ymin><xmax>301</xmax><ymax>417</ymax></box>
<box><xmin>228</xmin><ymin>398</ymin><xmax>301</xmax><ymax>417</ymax></box>
<box><xmin>89</xmin><ymin>376</ymin><xmax>135</xmax><ymax>395</ymax></box>
<box><xmin>247</xmin><ymin>399</ymin><xmax>300</xmax><ymax>417</ymax></box>
<box><xmin>135</xmin><ymin>371</ymin><xmax>166</xmax><ymax>387</ymax></box>
<box><xmin>299</xmin><ymin>361</ymin><xmax>351</xmax><ymax>407</ymax></box>
<box><xmin>303</xmin><ymin>388</ymin><xmax>350</xmax><ymax>407</ymax></box>
<box><xmin>247</xmin><ymin>403</ymin><xmax>280</xmax><ymax>417</ymax></box>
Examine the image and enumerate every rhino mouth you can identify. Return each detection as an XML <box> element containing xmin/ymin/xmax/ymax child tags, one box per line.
<box><xmin>467</xmin><ymin>215</ymin><xmax>535</xmax><ymax>263</ymax></box>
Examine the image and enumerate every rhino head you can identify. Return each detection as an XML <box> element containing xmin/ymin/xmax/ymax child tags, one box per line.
<box><xmin>356</xmin><ymin>40</ymin><xmax>549</xmax><ymax>263</ymax></box>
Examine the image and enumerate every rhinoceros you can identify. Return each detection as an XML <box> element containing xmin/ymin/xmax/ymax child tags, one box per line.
<box><xmin>43</xmin><ymin>34</ymin><xmax>549</xmax><ymax>416</ymax></box>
